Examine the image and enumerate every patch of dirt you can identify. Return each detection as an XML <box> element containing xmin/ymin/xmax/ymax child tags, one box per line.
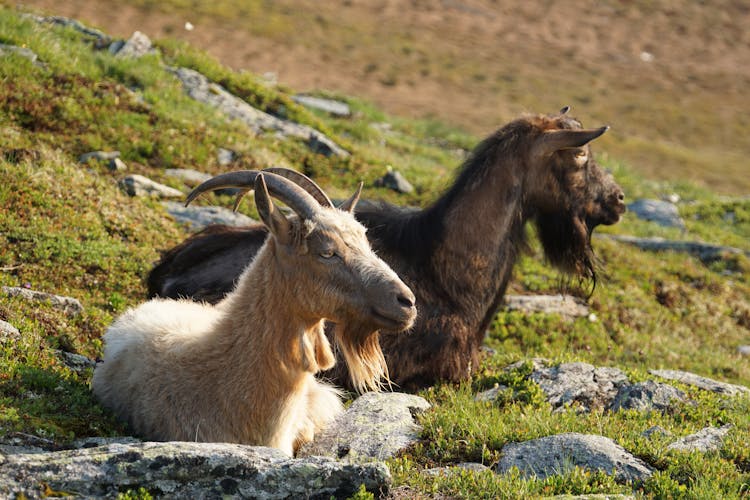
<box><xmin>17</xmin><ymin>0</ymin><xmax>750</xmax><ymax>194</ymax></box>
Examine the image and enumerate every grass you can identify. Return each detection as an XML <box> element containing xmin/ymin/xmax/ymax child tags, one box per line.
<box><xmin>0</xmin><ymin>7</ymin><xmax>748</xmax><ymax>498</ymax></box>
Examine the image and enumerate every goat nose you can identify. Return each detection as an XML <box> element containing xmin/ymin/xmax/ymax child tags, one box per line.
<box><xmin>617</xmin><ymin>190</ymin><xmax>625</xmax><ymax>202</ymax></box>
<box><xmin>397</xmin><ymin>293</ymin><xmax>415</xmax><ymax>309</ymax></box>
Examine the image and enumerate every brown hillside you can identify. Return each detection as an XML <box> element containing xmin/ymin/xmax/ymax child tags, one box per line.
<box><xmin>18</xmin><ymin>0</ymin><xmax>750</xmax><ymax>194</ymax></box>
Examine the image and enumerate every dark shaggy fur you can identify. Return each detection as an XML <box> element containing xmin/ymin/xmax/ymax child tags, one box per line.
<box><xmin>148</xmin><ymin>109</ymin><xmax>625</xmax><ymax>390</ymax></box>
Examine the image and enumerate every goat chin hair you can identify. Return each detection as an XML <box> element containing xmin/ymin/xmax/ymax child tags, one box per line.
<box><xmin>334</xmin><ymin>325</ymin><xmax>390</xmax><ymax>393</ymax></box>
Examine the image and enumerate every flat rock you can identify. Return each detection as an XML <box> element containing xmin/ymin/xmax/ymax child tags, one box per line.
<box><xmin>602</xmin><ymin>235</ymin><xmax>748</xmax><ymax>262</ymax></box>
<box><xmin>2</xmin><ymin>286</ymin><xmax>83</xmax><ymax>316</ymax></box>
<box><xmin>299</xmin><ymin>392</ymin><xmax>430</xmax><ymax>462</ymax></box>
<box><xmin>111</xmin><ymin>31</ymin><xmax>153</xmax><ymax>58</ymax></box>
<box><xmin>0</xmin><ymin>319</ymin><xmax>20</xmax><ymax>343</ymax></box>
<box><xmin>79</xmin><ymin>150</ymin><xmax>120</xmax><ymax>163</ymax></box>
<box><xmin>610</xmin><ymin>380</ymin><xmax>688</xmax><ymax>412</ymax></box>
<box><xmin>119</xmin><ymin>174</ymin><xmax>183</xmax><ymax>199</ymax></box>
<box><xmin>374</xmin><ymin>169</ymin><xmax>414</xmax><ymax>193</ymax></box>
<box><xmin>496</xmin><ymin>433</ymin><xmax>653</xmax><ymax>482</ymax></box>
<box><xmin>0</xmin><ymin>441</ymin><xmax>390</xmax><ymax>499</ymax></box>
<box><xmin>169</xmin><ymin>67</ymin><xmax>349</xmax><ymax>157</ymax></box>
<box><xmin>667</xmin><ymin>425</ymin><xmax>733</xmax><ymax>452</ymax></box>
<box><xmin>627</xmin><ymin>199</ymin><xmax>685</xmax><ymax>229</ymax></box>
<box><xmin>504</xmin><ymin>294</ymin><xmax>589</xmax><ymax>319</ymax></box>
<box><xmin>163</xmin><ymin>202</ymin><xmax>257</xmax><ymax>231</ymax></box>
<box><xmin>293</xmin><ymin>95</ymin><xmax>352</xmax><ymax>117</ymax></box>
<box><xmin>531</xmin><ymin>362</ymin><xmax>629</xmax><ymax>411</ymax></box>
<box><xmin>649</xmin><ymin>369</ymin><xmax>750</xmax><ymax>396</ymax></box>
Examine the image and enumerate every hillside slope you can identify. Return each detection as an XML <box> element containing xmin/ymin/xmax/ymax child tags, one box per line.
<box><xmin>0</xmin><ymin>9</ymin><xmax>749</xmax><ymax>498</ymax></box>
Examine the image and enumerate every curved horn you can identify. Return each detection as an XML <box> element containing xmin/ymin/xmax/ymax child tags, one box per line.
<box><xmin>337</xmin><ymin>182</ymin><xmax>363</xmax><ymax>213</ymax></box>
<box><xmin>186</xmin><ymin>170</ymin><xmax>321</xmax><ymax>220</ymax></box>
<box><xmin>532</xmin><ymin>125</ymin><xmax>609</xmax><ymax>158</ymax></box>
<box><xmin>262</xmin><ymin>167</ymin><xmax>333</xmax><ymax>208</ymax></box>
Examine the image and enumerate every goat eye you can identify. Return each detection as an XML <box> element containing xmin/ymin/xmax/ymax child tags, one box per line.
<box><xmin>320</xmin><ymin>249</ymin><xmax>336</xmax><ymax>259</ymax></box>
<box><xmin>575</xmin><ymin>150</ymin><xmax>587</xmax><ymax>158</ymax></box>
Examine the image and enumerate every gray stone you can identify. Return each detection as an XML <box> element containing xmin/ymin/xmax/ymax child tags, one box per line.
<box><xmin>58</xmin><ymin>351</ymin><xmax>96</xmax><ymax>373</ymax></box>
<box><xmin>422</xmin><ymin>462</ymin><xmax>490</xmax><ymax>477</ymax></box>
<box><xmin>111</xmin><ymin>31</ymin><xmax>153</xmax><ymax>58</ymax></box>
<box><xmin>0</xmin><ymin>319</ymin><xmax>20</xmax><ymax>343</ymax></box>
<box><xmin>601</xmin><ymin>235</ymin><xmax>749</xmax><ymax>262</ymax></box>
<box><xmin>504</xmin><ymin>294</ymin><xmax>589</xmax><ymax>319</ymax></box>
<box><xmin>299</xmin><ymin>392</ymin><xmax>430</xmax><ymax>462</ymax></box>
<box><xmin>610</xmin><ymin>380</ymin><xmax>688</xmax><ymax>412</ymax></box>
<box><xmin>2</xmin><ymin>286</ymin><xmax>83</xmax><ymax>316</ymax></box>
<box><xmin>505</xmin><ymin>358</ymin><xmax>550</xmax><ymax>372</ymax></box>
<box><xmin>169</xmin><ymin>67</ymin><xmax>349</xmax><ymax>157</ymax></box>
<box><xmin>163</xmin><ymin>202</ymin><xmax>256</xmax><ymax>231</ymax></box>
<box><xmin>119</xmin><ymin>174</ymin><xmax>183</xmax><ymax>199</ymax></box>
<box><xmin>107</xmin><ymin>158</ymin><xmax>127</xmax><ymax>172</ymax></box>
<box><xmin>475</xmin><ymin>384</ymin><xmax>510</xmax><ymax>403</ymax></box>
<box><xmin>79</xmin><ymin>150</ymin><xmax>120</xmax><ymax>164</ymax></box>
<box><xmin>0</xmin><ymin>441</ymin><xmax>390</xmax><ymax>499</ymax></box>
<box><xmin>531</xmin><ymin>362</ymin><xmax>629</xmax><ymax>411</ymax></box>
<box><xmin>374</xmin><ymin>169</ymin><xmax>414</xmax><ymax>193</ymax></box>
<box><xmin>667</xmin><ymin>425</ymin><xmax>733</xmax><ymax>452</ymax></box>
<box><xmin>642</xmin><ymin>426</ymin><xmax>671</xmax><ymax>439</ymax></box>
<box><xmin>217</xmin><ymin>147</ymin><xmax>239</xmax><ymax>166</ymax></box>
<box><xmin>627</xmin><ymin>199</ymin><xmax>685</xmax><ymax>229</ymax></box>
<box><xmin>70</xmin><ymin>437</ymin><xmax>140</xmax><ymax>449</ymax></box>
<box><xmin>496</xmin><ymin>433</ymin><xmax>653</xmax><ymax>482</ymax></box>
<box><xmin>649</xmin><ymin>369</ymin><xmax>750</xmax><ymax>396</ymax></box>
<box><xmin>28</xmin><ymin>15</ymin><xmax>110</xmax><ymax>46</ymax></box>
<box><xmin>0</xmin><ymin>44</ymin><xmax>42</xmax><ymax>67</ymax></box>
<box><xmin>165</xmin><ymin>168</ymin><xmax>211</xmax><ymax>187</ymax></box>
<box><xmin>293</xmin><ymin>95</ymin><xmax>352</xmax><ymax>117</ymax></box>
<box><xmin>738</xmin><ymin>345</ymin><xmax>750</xmax><ymax>356</ymax></box>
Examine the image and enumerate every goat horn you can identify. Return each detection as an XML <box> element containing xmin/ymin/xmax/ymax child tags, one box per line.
<box><xmin>262</xmin><ymin>167</ymin><xmax>333</xmax><ymax>208</ymax></box>
<box><xmin>337</xmin><ymin>182</ymin><xmax>363</xmax><ymax>213</ymax></box>
<box><xmin>186</xmin><ymin>170</ymin><xmax>321</xmax><ymax>219</ymax></box>
<box><xmin>533</xmin><ymin>125</ymin><xmax>609</xmax><ymax>158</ymax></box>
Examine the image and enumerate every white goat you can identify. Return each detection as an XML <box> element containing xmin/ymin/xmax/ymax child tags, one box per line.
<box><xmin>92</xmin><ymin>171</ymin><xmax>416</xmax><ymax>455</ymax></box>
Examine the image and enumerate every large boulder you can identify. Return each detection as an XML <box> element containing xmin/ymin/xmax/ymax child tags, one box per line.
<box><xmin>496</xmin><ymin>433</ymin><xmax>653</xmax><ymax>482</ymax></box>
<box><xmin>299</xmin><ymin>392</ymin><xmax>430</xmax><ymax>462</ymax></box>
<box><xmin>0</xmin><ymin>441</ymin><xmax>390</xmax><ymax>499</ymax></box>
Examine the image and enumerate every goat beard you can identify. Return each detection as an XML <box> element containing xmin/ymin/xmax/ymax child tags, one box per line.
<box><xmin>535</xmin><ymin>211</ymin><xmax>596</xmax><ymax>284</ymax></box>
<box><xmin>331</xmin><ymin>321</ymin><xmax>390</xmax><ymax>394</ymax></box>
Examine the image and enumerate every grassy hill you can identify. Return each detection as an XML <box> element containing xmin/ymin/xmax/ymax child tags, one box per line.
<box><xmin>0</xmin><ymin>7</ymin><xmax>749</xmax><ymax>498</ymax></box>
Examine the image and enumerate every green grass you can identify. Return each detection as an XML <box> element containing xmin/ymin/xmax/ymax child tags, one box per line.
<box><xmin>0</xmin><ymin>7</ymin><xmax>748</xmax><ymax>498</ymax></box>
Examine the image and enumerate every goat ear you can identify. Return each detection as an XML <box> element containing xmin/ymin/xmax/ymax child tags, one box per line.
<box><xmin>255</xmin><ymin>174</ymin><xmax>292</xmax><ymax>245</ymax></box>
<box><xmin>337</xmin><ymin>182</ymin><xmax>363</xmax><ymax>214</ymax></box>
<box><xmin>533</xmin><ymin>125</ymin><xmax>609</xmax><ymax>158</ymax></box>
<box><xmin>558</xmin><ymin>105</ymin><xmax>570</xmax><ymax>115</ymax></box>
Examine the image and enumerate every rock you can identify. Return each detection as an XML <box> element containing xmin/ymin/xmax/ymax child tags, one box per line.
<box><xmin>78</xmin><ymin>150</ymin><xmax>120</xmax><ymax>164</ymax></box>
<box><xmin>496</xmin><ymin>433</ymin><xmax>653</xmax><ymax>482</ymax></box>
<box><xmin>0</xmin><ymin>441</ymin><xmax>390</xmax><ymax>499</ymax></box>
<box><xmin>293</xmin><ymin>95</ymin><xmax>352</xmax><ymax>117</ymax></box>
<box><xmin>0</xmin><ymin>43</ymin><xmax>43</xmax><ymax>67</ymax></box>
<box><xmin>610</xmin><ymin>380</ymin><xmax>689</xmax><ymax>412</ymax></box>
<box><xmin>28</xmin><ymin>15</ymin><xmax>111</xmax><ymax>47</ymax></box>
<box><xmin>374</xmin><ymin>169</ymin><xmax>414</xmax><ymax>194</ymax></box>
<box><xmin>217</xmin><ymin>147</ymin><xmax>238</xmax><ymax>166</ymax></box>
<box><xmin>504</xmin><ymin>294</ymin><xmax>589</xmax><ymax>319</ymax></box>
<box><xmin>107</xmin><ymin>158</ymin><xmax>127</xmax><ymax>172</ymax></box>
<box><xmin>601</xmin><ymin>235</ymin><xmax>749</xmax><ymax>262</ymax></box>
<box><xmin>70</xmin><ymin>437</ymin><xmax>140</xmax><ymax>449</ymax></box>
<box><xmin>737</xmin><ymin>345</ymin><xmax>750</xmax><ymax>356</ymax></box>
<box><xmin>627</xmin><ymin>199</ymin><xmax>685</xmax><ymax>229</ymax></box>
<box><xmin>165</xmin><ymin>168</ymin><xmax>212</xmax><ymax>187</ymax></box>
<box><xmin>505</xmin><ymin>358</ymin><xmax>550</xmax><ymax>372</ymax></box>
<box><xmin>119</xmin><ymin>175</ymin><xmax>183</xmax><ymax>199</ymax></box>
<box><xmin>2</xmin><ymin>286</ymin><xmax>83</xmax><ymax>316</ymax></box>
<box><xmin>58</xmin><ymin>351</ymin><xmax>96</xmax><ymax>373</ymax></box>
<box><xmin>169</xmin><ymin>67</ymin><xmax>349</xmax><ymax>158</ymax></box>
<box><xmin>531</xmin><ymin>362</ymin><xmax>629</xmax><ymax>411</ymax></box>
<box><xmin>422</xmin><ymin>462</ymin><xmax>490</xmax><ymax>477</ymax></box>
<box><xmin>475</xmin><ymin>384</ymin><xmax>509</xmax><ymax>403</ymax></box>
<box><xmin>649</xmin><ymin>369</ymin><xmax>750</xmax><ymax>396</ymax></box>
<box><xmin>642</xmin><ymin>426</ymin><xmax>671</xmax><ymax>439</ymax></box>
<box><xmin>299</xmin><ymin>392</ymin><xmax>430</xmax><ymax>462</ymax></box>
<box><xmin>111</xmin><ymin>31</ymin><xmax>153</xmax><ymax>58</ymax></box>
<box><xmin>0</xmin><ymin>319</ymin><xmax>20</xmax><ymax>343</ymax></box>
<box><xmin>667</xmin><ymin>425</ymin><xmax>733</xmax><ymax>452</ymax></box>
<box><xmin>163</xmin><ymin>202</ymin><xmax>256</xmax><ymax>231</ymax></box>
